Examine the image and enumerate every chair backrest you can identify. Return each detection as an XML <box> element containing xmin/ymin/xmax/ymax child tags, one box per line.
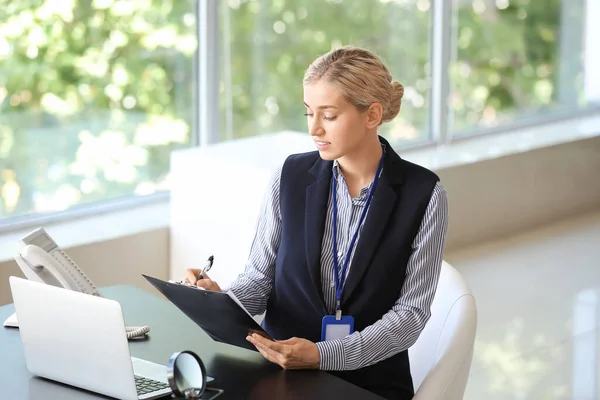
<box><xmin>409</xmin><ymin>261</ymin><xmax>477</xmax><ymax>400</ymax></box>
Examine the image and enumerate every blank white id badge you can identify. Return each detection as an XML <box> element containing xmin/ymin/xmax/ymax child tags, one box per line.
<box><xmin>321</xmin><ymin>315</ymin><xmax>355</xmax><ymax>341</ymax></box>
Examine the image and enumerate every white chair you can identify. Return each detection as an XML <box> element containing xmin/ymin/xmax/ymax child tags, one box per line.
<box><xmin>409</xmin><ymin>261</ymin><xmax>477</xmax><ymax>400</ymax></box>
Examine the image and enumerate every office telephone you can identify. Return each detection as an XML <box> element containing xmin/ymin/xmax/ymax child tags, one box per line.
<box><xmin>3</xmin><ymin>227</ymin><xmax>150</xmax><ymax>340</ymax></box>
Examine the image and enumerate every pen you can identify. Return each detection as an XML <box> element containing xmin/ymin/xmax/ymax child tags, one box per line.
<box><xmin>197</xmin><ymin>255</ymin><xmax>214</xmax><ymax>280</ymax></box>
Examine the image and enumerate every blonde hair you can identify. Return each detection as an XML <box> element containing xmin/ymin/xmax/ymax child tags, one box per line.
<box><xmin>303</xmin><ymin>46</ymin><xmax>404</xmax><ymax>124</ymax></box>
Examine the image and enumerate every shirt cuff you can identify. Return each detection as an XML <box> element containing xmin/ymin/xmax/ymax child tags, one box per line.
<box><xmin>316</xmin><ymin>339</ymin><xmax>346</xmax><ymax>370</ymax></box>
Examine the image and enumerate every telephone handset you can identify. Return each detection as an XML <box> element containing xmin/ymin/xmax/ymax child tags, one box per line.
<box><xmin>3</xmin><ymin>228</ymin><xmax>150</xmax><ymax>340</ymax></box>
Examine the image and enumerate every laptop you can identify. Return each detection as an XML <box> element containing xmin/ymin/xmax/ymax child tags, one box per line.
<box><xmin>9</xmin><ymin>276</ymin><xmax>173</xmax><ymax>400</ymax></box>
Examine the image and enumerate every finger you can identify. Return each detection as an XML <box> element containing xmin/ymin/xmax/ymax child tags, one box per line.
<box><xmin>249</xmin><ymin>337</ymin><xmax>286</xmax><ymax>365</ymax></box>
<box><xmin>197</xmin><ymin>278</ymin><xmax>222</xmax><ymax>292</ymax></box>
<box><xmin>277</xmin><ymin>337</ymin><xmax>299</xmax><ymax>345</ymax></box>
<box><xmin>253</xmin><ymin>343</ymin><xmax>280</xmax><ymax>366</ymax></box>
<box><xmin>247</xmin><ymin>335</ymin><xmax>279</xmax><ymax>354</ymax></box>
<box><xmin>195</xmin><ymin>279</ymin><xmax>215</xmax><ymax>290</ymax></box>
<box><xmin>247</xmin><ymin>335</ymin><xmax>271</xmax><ymax>354</ymax></box>
<box><xmin>184</xmin><ymin>269</ymin><xmax>201</xmax><ymax>285</ymax></box>
<box><xmin>253</xmin><ymin>335</ymin><xmax>293</xmax><ymax>361</ymax></box>
<box><xmin>199</xmin><ymin>271</ymin><xmax>211</xmax><ymax>280</ymax></box>
<box><xmin>250</xmin><ymin>334</ymin><xmax>285</xmax><ymax>353</ymax></box>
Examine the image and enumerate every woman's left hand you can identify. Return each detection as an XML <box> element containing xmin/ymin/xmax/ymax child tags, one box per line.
<box><xmin>246</xmin><ymin>334</ymin><xmax>320</xmax><ymax>370</ymax></box>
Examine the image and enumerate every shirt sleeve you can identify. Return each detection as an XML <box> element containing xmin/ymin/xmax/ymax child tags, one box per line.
<box><xmin>316</xmin><ymin>182</ymin><xmax>449</xmax><ymax>370</ymax></box>
<box><xmin>226</xmin><ymin>167</ymin><xmax>282</xmax><ymax>316</ymax></box>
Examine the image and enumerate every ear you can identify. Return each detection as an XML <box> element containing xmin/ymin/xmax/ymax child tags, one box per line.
<box><xmin>365</xmin><ymin>103</ymin><xmax>383</xmax><ymax>128</ymax></box>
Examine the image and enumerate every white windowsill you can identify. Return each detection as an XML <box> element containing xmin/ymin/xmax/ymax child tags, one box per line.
<box><xmin>401</xmin><ymin>113</ymin><xmax>600</xmax><ymax>170</ymax></box>
<box><xmin>0</xmin><ymin>112</ymin><xmax>598</xmax><ymax>263</ymax></box>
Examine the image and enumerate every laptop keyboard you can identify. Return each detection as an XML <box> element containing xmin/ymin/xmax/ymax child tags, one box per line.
<box><xmin>135</xmin><ymin>375</ymin><xmax>170</xmax><ymax>395</ymax></box>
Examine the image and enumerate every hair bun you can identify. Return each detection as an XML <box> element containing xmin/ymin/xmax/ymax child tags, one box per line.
<box><xmin>391</xmin><ymin>80</ymin><xmax>404</xmax><ymax>99</ymax></box>
<box><xmin>382</xmin><ymin>81</ymin><xmax>404</xmax><ymax>123</ymax></box>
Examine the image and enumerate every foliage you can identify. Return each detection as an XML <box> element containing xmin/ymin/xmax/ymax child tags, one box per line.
<box><xmin>0</xmin><ymin>0</ymin><xmax>584</xmax><ymax>219</ymax></box>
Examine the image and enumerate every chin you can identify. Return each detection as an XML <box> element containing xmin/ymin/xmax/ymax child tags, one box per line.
<box><xmin>317</xmin><ymin>149</ymin><xmax>338</xmax><ymax>161</ymax></box>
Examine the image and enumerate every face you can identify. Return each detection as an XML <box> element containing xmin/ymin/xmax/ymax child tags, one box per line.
<box><xmin>303</xmin><ymin>81</ymin><xmax>371</xmax><ymax>161</ymax></box>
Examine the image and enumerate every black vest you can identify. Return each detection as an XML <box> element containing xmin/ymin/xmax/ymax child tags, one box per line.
<box><xmin>262</xmin><ymin>136</ymin><xmax>439</xmax><ymax>400</ymax></box>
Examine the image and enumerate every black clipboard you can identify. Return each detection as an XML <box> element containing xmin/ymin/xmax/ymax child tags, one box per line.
<box><xmin>142</xmin><ymin>274</ymin><xmax>273</xmax><ymax>352</ymax></box>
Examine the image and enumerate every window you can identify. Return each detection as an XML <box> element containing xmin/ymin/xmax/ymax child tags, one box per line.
<box><xmin>218</xmin><ymin>0</ymin><xmax>432</xmax><ymax>146</ymax></box>
<box><xmin>1</xmin><ymin>0</ymin><xmax>598</xmax><ymax>225</ymax></box>
<box><xmin>450</xmin><ymin>0</ymin><xmax>599</xmax><ymax>134</ymax></box>
<box><xmin>0</xmin><ymin>0</ymin><xmax>197</xmax><ymax>220</ymax></box>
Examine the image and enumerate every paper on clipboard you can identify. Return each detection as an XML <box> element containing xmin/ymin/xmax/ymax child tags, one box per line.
<box><xmin>167</xmin><ymin>280</ymin><xmax>253</xmax><ymax>319</ymax></box>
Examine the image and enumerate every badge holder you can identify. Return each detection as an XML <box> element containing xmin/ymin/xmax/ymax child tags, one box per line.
<box><xmin>167</xmin><ymin>351</ymin><xmax>224</xmax><ymax>399</ymax></box>
<box><xmin>321</xmin><ymin>309</ymin><xmax>355</xmax><ymax>342</ymax></box>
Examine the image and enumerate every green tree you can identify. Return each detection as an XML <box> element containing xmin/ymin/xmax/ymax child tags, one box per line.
<box><xmin>450</xmin><ymin>0</ymin><xmax>566</xmax><ymax>131</ymax></box>
<box><xmin>0</xmin><ymin>0</ymin><xmax>196</xmax><ymax>218</ymax></box>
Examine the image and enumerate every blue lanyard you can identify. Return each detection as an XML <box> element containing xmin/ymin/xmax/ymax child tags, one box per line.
<box><xmin>331</xmin><ymin>151</ymin><xmax>385</xmax><ymax>315</ymax></box>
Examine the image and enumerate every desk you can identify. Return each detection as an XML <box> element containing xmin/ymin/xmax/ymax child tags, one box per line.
<box><xmin>0</xmin><ymin>285</ymin><xmax>382</xmax><ymax>399</ymax></box>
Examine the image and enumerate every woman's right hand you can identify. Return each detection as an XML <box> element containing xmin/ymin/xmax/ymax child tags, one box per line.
<box><xmin>183</xmin><ymin>269</ymin><xmax>222</xmax><ymax>292</ymax></box>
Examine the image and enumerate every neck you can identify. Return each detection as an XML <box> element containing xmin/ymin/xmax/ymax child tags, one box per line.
<box><xmin>337</xmin><ymin>135</ymin><xmax>383</xmax><ymax>188</ymax></box>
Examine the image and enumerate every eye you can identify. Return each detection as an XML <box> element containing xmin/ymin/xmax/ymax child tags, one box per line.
<box><xmin>304</xmin><ymin>113</ymin><xmax>314</xmax><ymax>118</ymax></box>
<box><xmin>323</xmin><ymin>115</ymin><xmax>337</xmax><ymax>121</ymax></box>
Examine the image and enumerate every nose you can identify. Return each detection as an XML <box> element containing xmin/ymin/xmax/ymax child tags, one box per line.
<box><xmin>309</xmin><ymin>119</ymin><xmax>325</xmax><ymax>137</ymax></box>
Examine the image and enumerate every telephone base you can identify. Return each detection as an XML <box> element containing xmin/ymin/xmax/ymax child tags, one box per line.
<box><xmin>3</xmin><ymin>312</ymin><xmax>18</xmax><ymax>328</ymax></box>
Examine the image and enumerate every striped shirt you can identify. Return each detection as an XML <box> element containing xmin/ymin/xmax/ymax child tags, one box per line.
<box><xmin>228</xmin><ymin>160</ymin><xmax>449</xmax><ymax>371</ymax></box>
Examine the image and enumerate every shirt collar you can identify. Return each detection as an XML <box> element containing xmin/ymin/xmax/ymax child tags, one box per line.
<box><xmin>332</xmin><ymin>159</ymin><xmax>341</xmax><ymax>178</ymax></box>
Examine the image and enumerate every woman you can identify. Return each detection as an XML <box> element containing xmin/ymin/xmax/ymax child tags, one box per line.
<box><xmin>185</xmin><ymin>46</ymin><xmax>448</xmax><ymax>400</ymax></box>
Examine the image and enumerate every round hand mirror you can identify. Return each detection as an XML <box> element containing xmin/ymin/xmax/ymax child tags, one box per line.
<box><xmin>167</xmin><ymin>351</ymin><xmax>207</xmax><ymax>399</ymax></box>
